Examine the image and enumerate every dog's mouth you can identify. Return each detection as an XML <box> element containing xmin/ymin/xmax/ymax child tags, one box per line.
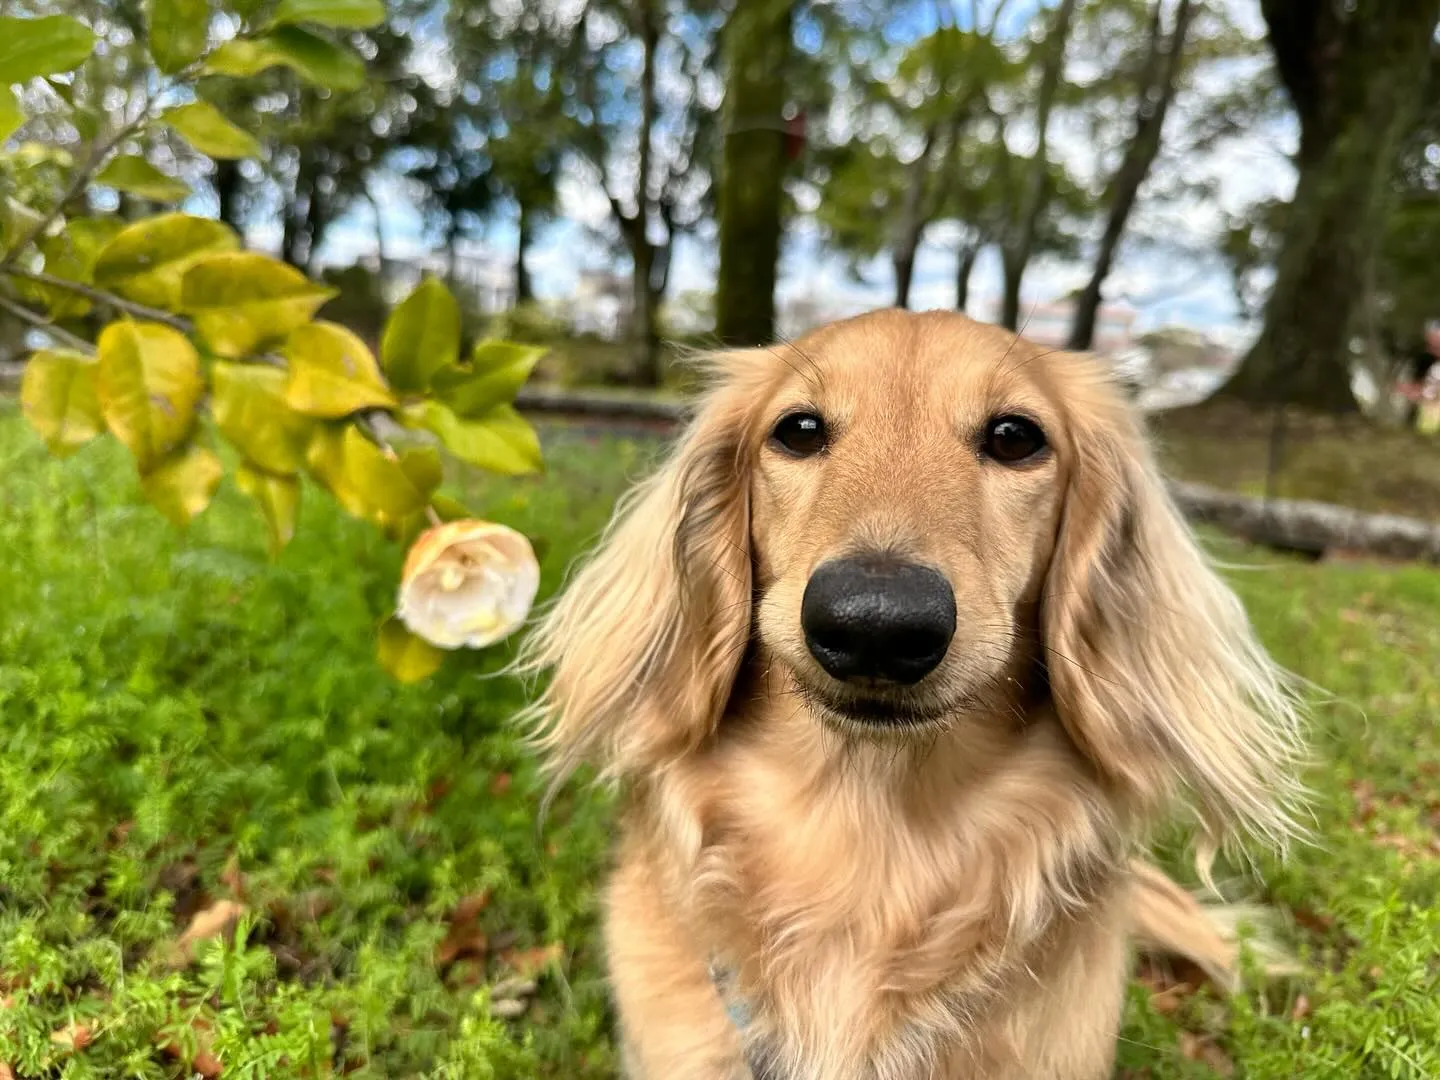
<box><xmin>792</xmin><ymin>677</ymin><xmax>954</xmax><ymax>731</ymax></box>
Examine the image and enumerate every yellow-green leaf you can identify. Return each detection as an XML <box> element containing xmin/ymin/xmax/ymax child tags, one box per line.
<box><xmin>432</xmin><ymin>339</ymin><xmax>545</xmax><ymax>418</ymax></box>
<box><xmin>20</xmin><ymin>349</ymin><xmax>103</xmax><ymax>456</ymax></box>
<box><xmin>305</xmin><ymin>424</ymin><xmax>435</xmax><ymax>524</ymax></box>
<box><xmin>0</xmin><ymin>15</ymin><xmax>96</xmax><ymax>83</ymax></box>
<box><xmin>404</xmin><ymin>401</ymin><xmax>542</xmax><ymax>476</ymax></box>
<box><xmin>430</xmin><ymin>494</ymin><xmax>471</xmax><ymax>522</ymax></box>
<box><xmin>140</xmin><ymin>443</ymin><xmax>222</xmax><ymax>526</ymax></box>
<box><xmin>203</xmin><ymin>27</ymin><xmax>364</xmax><ymax>91</ymax></box>
<box><xmin>1</xmin><ymin>196</ymin><xmax>45</xmax><ymax>256</ymax></box>
<box><xmin>94</xmin><ymin>213</ymin><xmax>239</xmax><ymax>310</ymax></box>
<box><xmin>95</xmin><ymin>155</ymin><xmax>191</xmax><ymax>203</ymax></box>
<box><xmin>145</xmin><ymin>0</ymin><xmax>210</xmax><ymax>73</ymax></box>
<box><xmin>380</xmin><ymin>275</ymin><xmax>459</xmax><ymax>393</ymax></box>
<box><xmin>181</xmin><ymin>251</ymin><xmax>335</xmax><ymax>358</ymax></box>
<box><xmin>269</xmin><ymin>0</ymin><xmax>384</xmax><ymax>30</ymax></box>
<box><xmin>35</xmin><ymin>218</ymin><xmax>124</xmax><ymax>318</ymax></box>
<box><xmin>162</xmin><ymin>101</ymin><xmax>261</xmax><ymax>160</ymax></box>
<box><xmin>304</xmin><ymin>423</ymin><xmax>368</xmax><ymax>518</ymax></box>
<box><xmin>0</xmin><ymin>88</ymin><xmax>24</xmax><ymax>144</ymax></box>
<box><xmin>341</xmin><ymin>425</ymin><xmax>434</xmax><ymax>518</ymax></box>
<box><xmin>96</xmin><ymin>320</ymin><xmax>202</xmax><ymax>472</ymax></box>
<box><xmin>284</xmin><ymin>321</ymin><xmax>396</xmax><ymax>417</ymax></box>
<box><xmin>398</xmin><ymin>445</ymin><xmax>443</xmax><ymax>494</ymax></box>
<box><xmin>236</xmin><ymin>461</ymin><xmax>300</xmax><ymax>554</ymax></box>
<box><xmin>212</xmin><ymin>361</ymin><xmax>314</xmax><ymax>474</ymax></box>
<box><xmin>376</xmin><ymin>615</ymin><xmax>445</xmax><ymax>683</ymax></box>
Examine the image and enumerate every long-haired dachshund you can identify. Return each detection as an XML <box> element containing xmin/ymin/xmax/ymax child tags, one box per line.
<box><xmin>524</xmin><ymin>310</ymin><xmax>1304</xmax><ymax>1079</ymax></box>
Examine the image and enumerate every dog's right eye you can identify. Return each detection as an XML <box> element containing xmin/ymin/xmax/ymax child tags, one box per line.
<box><xmin>770</xmin><ymin>412</ymin><xmax>828</xmax><ymax>457</ymax></box>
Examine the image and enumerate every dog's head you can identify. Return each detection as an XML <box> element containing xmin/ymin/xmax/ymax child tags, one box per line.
<box><xmin>525</xmin><ymin>309</ymin><xmax>1302</xmax><ymax>844</ymax></box>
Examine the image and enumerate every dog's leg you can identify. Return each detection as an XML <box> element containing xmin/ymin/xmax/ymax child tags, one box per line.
<box><xmin>604</xmin><ymin>845</ymin><xmax>750</xmax><ymax>1080</ymax></box>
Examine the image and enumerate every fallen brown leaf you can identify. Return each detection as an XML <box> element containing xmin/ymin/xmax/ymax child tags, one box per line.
<box><xmin>0</xmin><ymin>1062</ymin><xmax>13</xmax><ymax>1079</ymax></box>
<box><xmin>436</xmin><ymin>891</ymin><xmax>492</xmax><ymax>968</ymax></box>
<box><xmin>1149</xmin><ymin>984</ymin><xmax>1194</xmax><ymax>1015</ymax></box>
<box><xmin>436</xmin><ymin>925</ymin><xmax>487</xmax><ymax>968</ymax></box>
<box><xmin>50</xmin><ymin>1022</ymin><xmax>93</xmax><ymax>1053</ymax></box>
<box><xmin>160</xmin><ymin>1018</ymin><xmax>223</xmax><ymax>1078</ymax></box>
<box><xmin>500</xmin><ymin>942</ymin><xmax>563</xmax><ymax>979</ymax></box>
<box><xmin>1292</xmin><ymin>907</ymin><xmax>1335</xmax><ymax>935</ymax></box>
<box><xmin>171</xmin><ymin>899</ymin><xmax>247</xmax><ymax>965</ymax></box>
<box><xmin>1291</xmin><ymin>993</ymin><xmax>1311</xmax><ymax>1021</ymax></box>
<box><xmin>453</xmin><ymin>891</ymin><xmax>491</xmax><ymax>923</ymax></box>
<box><xmin>489</xmin><ymin>772</ymin><xmax>512</xmax><ymax>797</ymax></box>
<box><xmin>1178</xmin><ymin>1032</ymin><xmax>1234</xmax><ymax>1077</ymax></box>
<box><xmin>220</xmin><ymin>856</ymin><xmax>247</xmax><ymax>899</ymax></box>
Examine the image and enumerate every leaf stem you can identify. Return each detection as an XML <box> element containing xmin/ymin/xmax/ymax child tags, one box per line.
<box><xmin>2</xmin><ymin>268</ymin><xmax>191</xmax><ymax>332</ymax></box>
<box><xmin>0</xmin><ymin>294</ymin><xmax>96</xmax><ymax>355</ymax></box>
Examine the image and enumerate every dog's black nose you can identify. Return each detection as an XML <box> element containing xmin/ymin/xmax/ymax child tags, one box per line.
<box><xmin>801</xmin><ymin>557</ymin><xmax>956</xmax><ymax>684</ymax></box>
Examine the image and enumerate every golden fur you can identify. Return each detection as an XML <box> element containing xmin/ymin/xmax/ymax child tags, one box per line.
<box><xmin>522</xmin><ymin>310</ymin><xmax>1304</xmax><ymax>1080</ymax></box>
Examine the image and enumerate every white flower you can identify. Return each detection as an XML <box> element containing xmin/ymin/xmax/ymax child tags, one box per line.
<box><xmin>397</xmin><ymin>520</ymin><xmax>539</xmax><ymax>649</ymax></box>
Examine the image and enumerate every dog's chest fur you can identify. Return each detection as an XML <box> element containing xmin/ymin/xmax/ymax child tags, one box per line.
<box><xmin>653</xmin><ymin>720</ymin><xmax>1126</xmax><ymax>1080</ymax></box>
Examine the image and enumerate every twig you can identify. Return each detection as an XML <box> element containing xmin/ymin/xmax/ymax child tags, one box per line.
<box><xmin>3</xmin><ymin>267</ymin><xmax>191</xmax><ymax>332</ymax></box>
<box><xmin>0</xmin><ymin>108</ymin><xmax>150</xmax><ymax>271</ymax></box>
<box><xmin>0</xmin><ymin>294</ymin><xmax>96</xmax><ymax>355</ymax></box>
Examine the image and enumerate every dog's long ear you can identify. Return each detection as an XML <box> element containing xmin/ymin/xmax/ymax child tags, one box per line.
<box><xmin>1042</xmin><ymin>369</ymin><xmax>1304</xmax><ymax>853</ymax></box>
<box><xmin>521</xmin><ymin>357</ymin><xmax>761</xmax><ymax>787</ymax></box>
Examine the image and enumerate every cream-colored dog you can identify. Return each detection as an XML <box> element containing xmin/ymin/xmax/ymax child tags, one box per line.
<box><xmin>525</xmin><ymin>309</ymin><xmax>1303</xmax><ymax>1080</ymax></box>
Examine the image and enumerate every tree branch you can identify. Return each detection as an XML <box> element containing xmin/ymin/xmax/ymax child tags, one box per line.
<box><xmin>3</xmin><ymin>267</ymin><xmax>191</xmax><ymax>332</ymax></box>
<box><xmin>0</xmin><ymin>294</ymin><xmax>97</xmax><ymax>355</ymax></box>
<box><xmin>0</xmin><ymin>105</ymin><xmax>151</xmax><ymax>271</ymax></box>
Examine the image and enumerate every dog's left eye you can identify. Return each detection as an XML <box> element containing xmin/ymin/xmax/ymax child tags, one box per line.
<box><xmin>982</xmin><ymin>416</ymin><xmax>1047</xmax><ymax>463</ymax></box>
<box><xmin>770</xmin><ymin>411</ymin><xmax>828</xmax><ymax>457</ymax></box>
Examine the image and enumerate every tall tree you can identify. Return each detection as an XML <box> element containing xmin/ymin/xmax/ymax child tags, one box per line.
<box><xmin>813</xmin><ymin>11</ymin><xmax>1016</xmax><ymax>310</ymax></box>
<box><xmin>715</xmin><ymin>0</ymin><xmax>795</xmax><ymax>345</ymax></box>
<box><xmin>1067</xmin><ymin>0</ymin><xmax>1196</xmax><ymax>350</ymax></box>
<box><xmin>442</xmin><ymin>0</ymin><xmax>574</xmax><ymax>307</ymax></box>
<box><xmin>1221</xmin><ymin>1</ymin><xmax>1440</xmax><ymax>413</ymax></box>
<box><xmin>568</xmin><ymin>0</ymin><xmax>723</xmax><ymax>386</ymax></box>
<box><xmin>994</xmin><ymin>0</ymin><xmax>1078</xmax><ymax>329</ymax></box>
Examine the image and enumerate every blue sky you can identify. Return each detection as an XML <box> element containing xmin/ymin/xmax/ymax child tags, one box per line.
<box><xmin>293</xmin><ymin>0</ymin><xmax>1292</xmax><ymax>349</ymax></box>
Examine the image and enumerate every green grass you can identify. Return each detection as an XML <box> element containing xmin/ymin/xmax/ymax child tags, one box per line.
<box><xmin>0</xmin><ymin>402</ymin><xmax>1438</xmax><ymax>1078</ymax></box>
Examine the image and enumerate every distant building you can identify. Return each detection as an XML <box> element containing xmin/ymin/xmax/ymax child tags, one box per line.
<box><xmin>382</xmin><ymin>251</ymin><xmax>516</xmax><ymax>314</ymax></box>
<box><xmin>571</xmin><ymin>270</ymin><xmax>632</xmax><ymax>339</ymax></box>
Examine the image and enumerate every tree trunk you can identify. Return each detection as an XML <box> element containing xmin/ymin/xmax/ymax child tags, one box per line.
<box><xmin>445</xmin><ymin>217</ymin><xmax>460</xmax><ymax>284</ymax></box>
<box><xmin>892</xmin><ymin>246</ymin><xmax>918</xmax><ymax>309</ymax></box>
<box><xmin>364</xmin><ymin>185</ymin><xmax>387</xmax><ymax>272</ymax></box>
<box><xmin>305</xmin><ymin>197</ymin><xmax>332</xmax><ymax>277</ymax></box>
<box><xmin>214</xmin><ymin>160</ymin><xmax>244</xmax><ymax>231</ymax></box>
<box><xmin>715</xmin><ymin>0</ymin><xmax>794</xmax><ymax>345</ymax></box>
<box><xmin>283</xmin><ymin>156</ymin><xmax>315</xmax><ymax>269</ymax></box>
<box><xmin>1222</xmin><ymin>0</ymin><xmax>1440</xmax><ymax>413</ymax></box>
<box><xmin>628</xmin><ymin>0</ymin><xmax>663</xmax><ymax>385</ymax></box>
<box><xmin>629</xmin><ymin>228</ymin><xmax>660</xmax><ymax>387</ymax></box>
<box><xmin>999</xmin><ymin>0</ymin><xmax>1077</xmax><ymax>330</ymax></box>
<box><xmin>955</xmin><ymin>243</ymin><xmax>978</xmax><ymax>312</ymax></box>
<box><xmin>1068</xmin><ymin>0</ymin><xmax>1196</xmax><ymax>351</ymax></box>
<box><xmin>515</xmin><ymin>200</ymin><xmax>534</xmax><ymax>305</ymax></box>
<box><xmin>1000</xmin><ymin>251</ymin><xmax>1023</xmax><ymax>330</ymax></box>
